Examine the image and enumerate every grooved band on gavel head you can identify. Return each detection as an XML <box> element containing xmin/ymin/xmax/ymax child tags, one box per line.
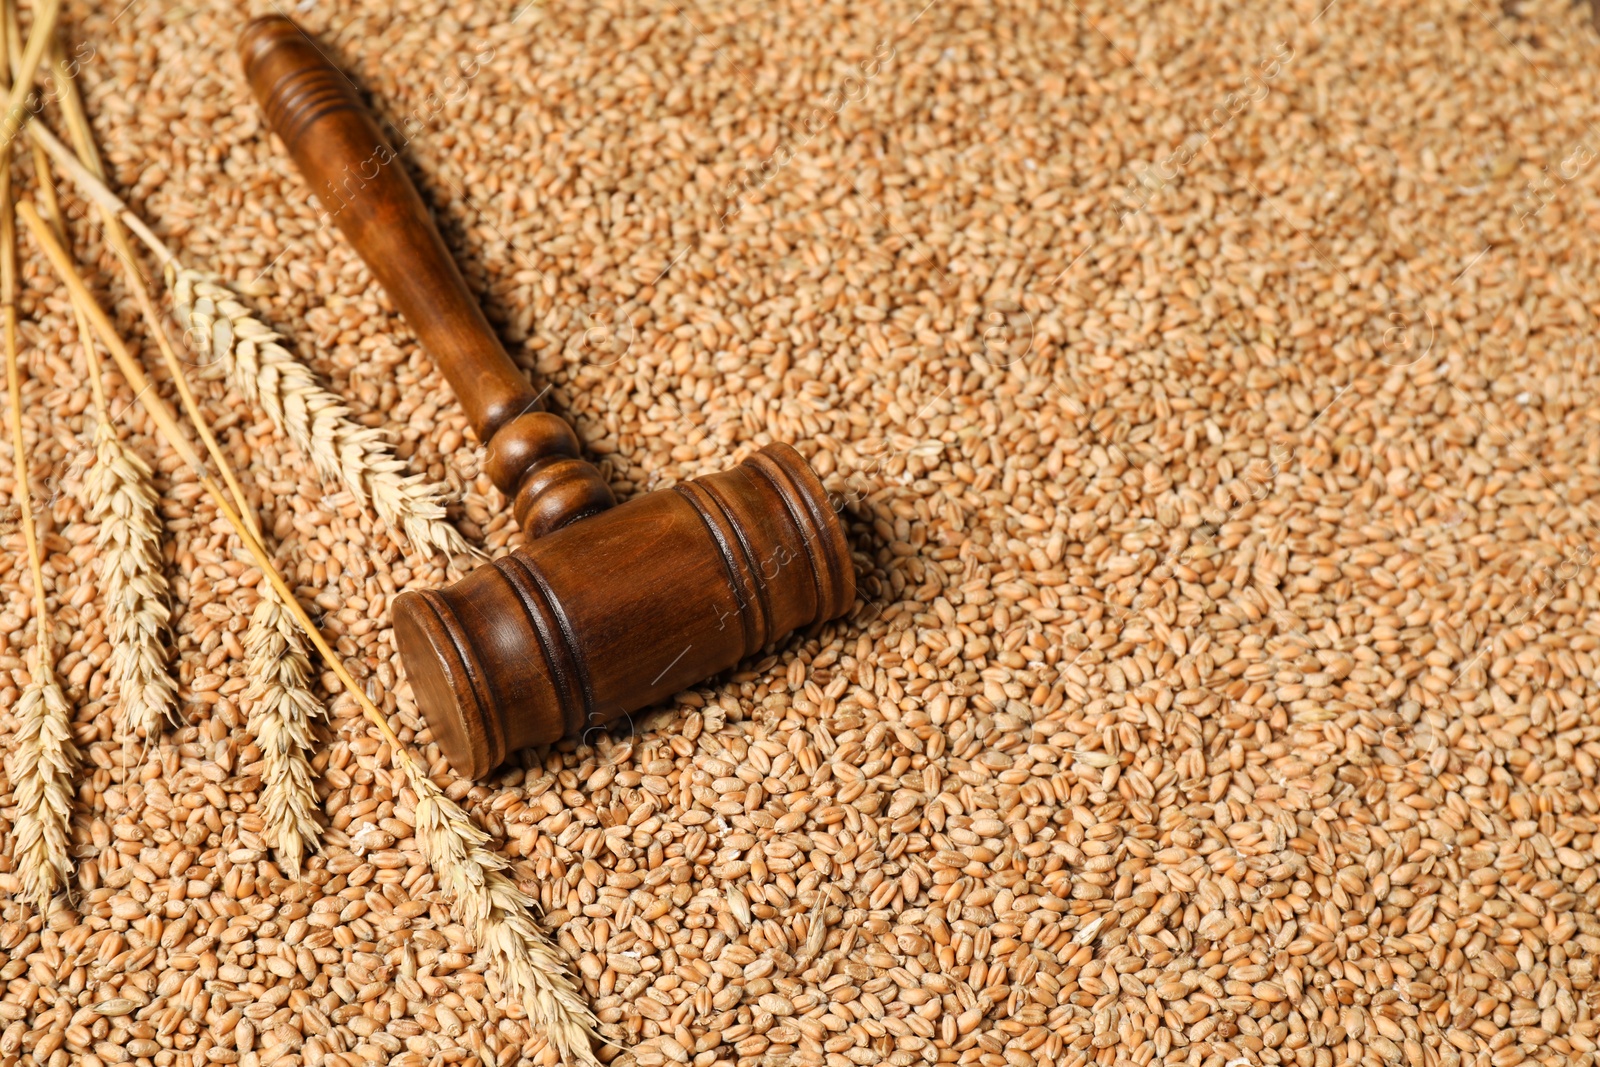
<box><xmin>393</xmin><ymin>443</ymin><xmax>855</xmax><ymax>778</ymax></box>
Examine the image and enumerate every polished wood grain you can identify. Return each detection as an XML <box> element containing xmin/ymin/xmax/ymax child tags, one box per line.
<box><xmin>240</xmin><ymin>16</ymin><xmax>856</xmax><ymax>779</ymax></box>
<box><xmin>239</xmin><ymin>16</ymin><xmax>613</xmax><ymax>536</ymax></box>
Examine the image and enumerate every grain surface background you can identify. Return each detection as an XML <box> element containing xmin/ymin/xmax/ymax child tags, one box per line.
<box><xmin>1</xmin><ymin>0</ymin><xmax>1598</xmax><ymax>1066</ymax></box>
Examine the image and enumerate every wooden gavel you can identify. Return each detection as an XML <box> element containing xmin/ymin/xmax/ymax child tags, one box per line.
<box><xmin>240</xmin><ymin>18</ymin><xmax>855</xmax><ymax>778</ymax></box>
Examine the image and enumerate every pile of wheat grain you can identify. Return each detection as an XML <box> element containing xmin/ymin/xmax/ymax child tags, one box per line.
<box><xmin>2</xmin><ymin>0</ymin><xmax>1600</xmax><ymax>1066</ymax></box>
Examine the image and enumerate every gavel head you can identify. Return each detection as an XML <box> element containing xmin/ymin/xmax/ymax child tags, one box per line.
<box><xmin>393</xmin><ymin>443</ymin><xmax>856</xmax><ymax>778</ymax></box>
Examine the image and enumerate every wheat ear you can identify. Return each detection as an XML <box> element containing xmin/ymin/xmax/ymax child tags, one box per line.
<box><xmin>23</xmin><ymin>202</ymin><xmax>605</xmax><ymax>1064</ymax></box>
<box><xmin>3</xmin><ymin>27</ymin><xmax>76</xmax><ymax>906</ymax></box>
<box><xmin>24</xmin><ymin>123</ymin><xmax>476</xmax><ymax>560</ymax></box>
<box><xmin>172</xmin><ymin>270</ymin><xmax>476</xmax><ymax>559</ymax></box>
<box><xmin>413</xmin><ymin>774</ymin><xmax>602</xmax><ymax>1066</ymax></box>
<box><xmin>84</xmin><ymin>420</ymin><xmax>177</xmax><ymax>739</ymax></box>
<box><xmin>243</xmin><ymin>594</ymin><xmax>325</xmax><ymax>879</ymax></box>
<box><xmin>8</xmin><ymin>650</ymin><xmax>78</xmax><ymax>909</ymax></box>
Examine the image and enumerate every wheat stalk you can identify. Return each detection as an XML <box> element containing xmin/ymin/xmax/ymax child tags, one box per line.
<box><xmin>243</xmin><ymin>593</ymin><xmax>324</xmax><ymax>879</ymax></box>
<box><xmin>84</xmin><ymin>419</ymin><xmax>177</xmax><ymax>739</ymax></box>
<box><xmin>0</xmin><ymin>0</ymin><xmax>57</xmax><ymax>153</ymax></box>
<box><xmin>171</xmin><ymin>269</ymin><xmax>475</xmax><ymax>559</ymax></box>
<box><xmin>2</xmin><ymin>2</ymin><xmax>76</xmax><ymax>906</ymax></box>
<box><xmin>24</xmin><ymin>123</ymin><xmax>475</xmax><ymax>560</ymax></box>
<box><xmin>22</xmin><ymin>201</ymin><xmax>605</xmax><ymax>1063</ymax></box>
<box><xmin>412</xmin><ymin>774</ymin><xmax>601</xmax><ymax>1066</ymax></box>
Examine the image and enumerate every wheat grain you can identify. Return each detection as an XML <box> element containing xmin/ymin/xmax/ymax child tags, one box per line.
<box><xmin>83</xmin><ymin>419</ymin><xmax>176</xmax><ymax>740</ymax></box>
<box><xmin>19</xmin><ymin>7</ymin><xmax>1600</xmax><ymax>1067</ymax></box>
<box><xmin>411</xmin><ymin>772</ymin><xmax>600</xmax><ymax>1066</ymax></box>
<box><xmin>171</xmin><ymin>269</ymin><xmax>475</xmax><ymax>559</ymax></box>
<box><xmin>242</xmin><ymin>593</ymin><xmax>324</xmax><ymax>879</ymax></box>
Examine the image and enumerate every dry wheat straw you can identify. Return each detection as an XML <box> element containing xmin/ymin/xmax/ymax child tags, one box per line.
<box><xmin>0</xmin><ymin>0</ymin><xmax>56</xmax><ymax>152</ymax></box>
<box><xmin>25</xmin><ymin>123</ymin><xmax>475</xmax><ymax>559</ymax></box>
<box><xmin>2</xmin><ymin>310</ymin><xmax>76</xmax><ymax>912</ymax></box>
<box><xmin>242</xmin><ymin>594</ymin><xmax>324</xmax><ymax>879</ymax></box>
<box><xmin>411</xmin><ymin>773</ymin><xmax>602</xmax><ymax>1066</ymax></box>
<box><xmin>22</xmin><ymin>201</ymin><xmax>603</xmax><ymax>1063</ymax></box>
<box><xmin>2</xmin><ymin>6</ymin><xmax>75</xmax><ymax>906</ymax></box>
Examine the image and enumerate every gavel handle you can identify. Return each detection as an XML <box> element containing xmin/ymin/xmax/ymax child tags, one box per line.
<box><xmin>239</xmin><ymin>16</ymin><xmax>613</xmax><ymax>537</ymax></box>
